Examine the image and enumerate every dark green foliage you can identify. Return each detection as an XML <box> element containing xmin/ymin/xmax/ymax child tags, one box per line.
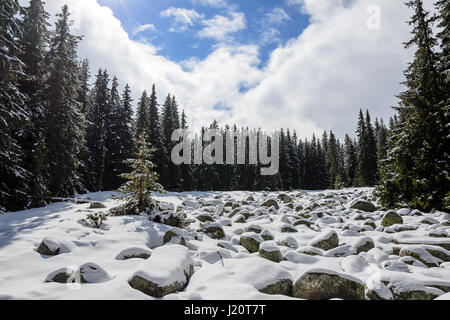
<box><xmin>147</xmin><ymin>84</ymin><xmax>170</xmax><ymax>188</ymax></box>
<box><xmin>115</xmin><ymin>133</ymin><xmax>164</xmax><ymax>213</ymax></box>
<box><xmin>43</xmin><ymin>5</ymin><xmax>85</xmax><ymax>197</ymax></box>
<box><xmin>378</xmin><ymin>0</ymin><xmax>449</xmax><ymax>211</ymax></box>
<box><xmin>85</xmin><ymin>69</ymin><xmax>111</xmax><ymax>191</ymax></box>
<box><xmin>0</xmin><ymin>0</ymin><xmax>30</xmax><ymax>212</ymax></box>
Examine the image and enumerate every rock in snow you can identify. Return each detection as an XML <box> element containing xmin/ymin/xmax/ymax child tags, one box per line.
<box><xmin>293</xmin><ymin>268</ymin><xmax>365</xmax><ymax>300</ymax></box>
<box><xmin>308</xmin><ymin>229</ymin><xmax>339</xmax><ymax>251</ymax></box>
<box><xmin>128</xmin><ymin>245</ymin><xmax>194</xmax><ymax>298</ymax></box>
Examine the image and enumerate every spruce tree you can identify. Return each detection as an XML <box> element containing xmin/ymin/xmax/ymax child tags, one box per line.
<box><xmin>327</xmin><ymin>131</ymin><xmax>340</xmax><ymax>189</ymax></box>
<box><xmin>179</xmin><ymin>109</ymin><xmax>195</xmax><ymax>190</ymax></box>
<box><xmin>356</xmin><ymin>110</ymin><xmax>377</xmax><ymax>186</ymax></box>
<box><xmin>161</xmin><ymin>94</ymin><xmax>181</xmax><ymax>190</ymax></box>
<box><xmin>147</xmin><ymin>84</ymin><xmax>170</xmax><ymax>188</ymax></box>
<box><xmin>0</xmin><ymin>0</ymin><xmax>30</xmax><ymax>212</ymax></box>
<box><xmin>365</xmin><ymin>110</ymin><xmax>378</xmax><ymax>185</ymax></box>
<box><xmin>116</xmin><ymin>83</ymin><xmax>135</xmax><ymax>175</ymax></box>
<box><xmin>117</xmin><ymin>133</ymin><xmax>164</xmax><ymax>213</ymax></box>
<box><xmin>86</xmin><ymin>69</ymin><xmax>111</xmax><ymax>191</ymax></box>
<box><xmin>379</xmin><ymin>0</ymin><xmax>448</xmax><ymax>210</ymax></box>
<box><xmin>279</xmin><ymin>129</ymin><xmax>292</xmax><ymax>190</ymax></box>
<box><xmin>436</xmin><ymin>0</ymin><xmax>450</xmax><ymax>208</ymax></box>
<box><xmin>44</xmin><ymin>5</ymin><xmax>85</xmax><ymax>197</ymax></box>
<box><xmin>77</xmin><ymin>59</ymin><xmax>91</xmax><ymax>191</ymax></box>
<box><xmin>135</xmin><ymin>90</ymin><xmax>149</xmax><ymax>140</ymax></box>
<box><xmin>18</xmin><ymin>0</ymin><xmax>50</xmax><ymax>207</ymax></box>
<box><xmin>103</xmin><ymin>76</ymin><xmax>123</xmax><ymax>189</ymax></box>
<box><xmin>344</xmin><ymin>134</ymin><xmax>358</xmax><ymax>186</ymax></box>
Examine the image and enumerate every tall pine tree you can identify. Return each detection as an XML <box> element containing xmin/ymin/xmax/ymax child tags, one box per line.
<box><xmin>44</xmin><ymin>5</ymin><xmax>85</xmax><ymax>197</ymax></box>
<box><xmin>379</xmin><ymin>0</ymin><xmax>448</xmax><ymax>210</ymax></box>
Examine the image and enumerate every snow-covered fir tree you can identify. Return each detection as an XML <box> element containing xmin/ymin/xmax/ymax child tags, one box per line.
<box><xmin>43</xmin><ymin>5</ymin><xmax>85</xmax><ymax>197</ymax></box>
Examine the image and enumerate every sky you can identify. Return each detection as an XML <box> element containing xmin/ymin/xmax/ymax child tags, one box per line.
<box><xmin>31</xmin><ymin>0</ymin><xmax>436</xmax><ymax>139</ymax></box>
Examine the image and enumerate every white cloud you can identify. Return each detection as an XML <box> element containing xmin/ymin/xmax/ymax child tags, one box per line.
<box><xmin>259</xmin><ymin>8</ymin><xmax>291</xmax><ymax>45</ymax></box>
<box><xmin>263</xmin><ymin>8</ymin><xmax>291</xmax><ymax>26</ymax></box>
<box><xmin>132</xmin><ymin>23</ymin><xmax>156</xmax><ymax>36</ymax></box>
<box><xmin>160</xmin><ymin>7</ymin><xmax>204</xmax><ymax>32</ymax></box>
<box><xmin>40</xmin><ymin>0</ymin><xmax>437</xmax><ymax>139</ymax></box>
<box><xmin>198</xmin><ymin>12</ymin><xmax>246</xmax><ymax>41</ymax></box>
<box><xmin>190</xmin><ymin>0</ymin><xmax>230</xmax><ymax>9</ymax></box>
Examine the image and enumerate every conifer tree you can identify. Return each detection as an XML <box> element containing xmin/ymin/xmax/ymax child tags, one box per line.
<box><xmin>86</xmin><ymin>69</ymin><xmax>111</xmax><ymax>191</ymax></box>
<box><xmin>135</xmin><ymin>90</ymin><xmax>149</xmax><ymax>140</ymax></box>
<box><xmin>18</xmin><ymin>0</ymin><xmax>52</xmax><ymax>207</ymax></box>
<box><xmin>161</xmin><ymin>94</ymin><xmax>181</xmax><ymax>190</ymax></box>
<box><xmin>117</xmin><ymin>133</ymin><xmax>164</xmax><ymax>213</ymax></box>
<box><xmin>103</xmin><ymin>76</ymin><xmax>123</xmax><ymax>189</ymax></box>
<box><xmin>356</xmin><ymin>110</ymin><xmax>377</xmax><ymax>186</ymax></box>
<box><xmin>0</xmin><ymin>0</ymin><xmax>30</xmax><ymax>212</ymax></box>
<box><xmin>289</xmin><ymin>130</ymin><xmax>301</xmax><ymax>189</ymax></box>
<box><xmin>279</xmin><ymin>129</ymin><xmax>292</xmax><ymax>189</ymax></box>
<box><xmin>147</xmin><ymin>84</ymin><xmax>170</xmax><ymax>187</ymax></box>
<box><xmin>76</xmin><ymin>59</ymin><xmax>91</xmax><ymax>192</ymax></box>
<box><xmin>179</xmin><ymin>109</ymin><xmax>195</xmax><ymax>190</ymax></box>
<box><xmin>344</xmin><ymin>134</ymin><xmax>358</xmax><ymax>186</ymax></box>
<box><xmin>44</xmin><ymin>5</ymin><xmax>85</xmax><ymax>197</ymax></box>
<box><xmin>379</xmin><ymin>0</ymin><xmax>448</xmax><ymax>210</ymax></box>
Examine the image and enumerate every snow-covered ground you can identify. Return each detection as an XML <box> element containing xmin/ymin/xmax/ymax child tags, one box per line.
<box><xmin>0</xmin><ymin>188</ymin><xmax>449</xmax><ymax>300</ymax></box>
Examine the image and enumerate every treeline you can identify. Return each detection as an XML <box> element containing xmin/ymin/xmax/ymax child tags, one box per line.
<box><xmin>188</xmin><ymin>112</ymin><xmax>389</xmax><ymax>192</ymax></box>
<box><xmin>1</xmin><ymin>0</ymin><xmax>448</xmax><ymax>213</ymax></box>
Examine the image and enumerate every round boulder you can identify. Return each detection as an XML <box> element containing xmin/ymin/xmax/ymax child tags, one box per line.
<box><xmin>293</xmin><ymin>269</ymin><xmax>365</xmax><ymax>300</ymax></box>
<box><xmin>381</xmin><ymin>211</ymin><xmax>403</xmax><ymax>227</ymax></box>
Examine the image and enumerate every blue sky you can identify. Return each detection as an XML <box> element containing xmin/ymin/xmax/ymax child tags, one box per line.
<box><xmin>98</xmin><ymin>0</ymin><xmax>310</xmax><ymax>66</ymax></box>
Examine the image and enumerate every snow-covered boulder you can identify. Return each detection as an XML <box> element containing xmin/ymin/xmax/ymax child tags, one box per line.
<box><xmin>297</xmin><ymin>246</ymin><xmax>324</xmax><ymax>256</ymax></box>
<box><xmin>366</xmin><ymin>272</ymin><xmax>432</xmax><ymax>300</ymax></box>
<box><xmin>280</xmin><ymin>223</ymin><xmax>297</xmax><ymax>233</ymax></box>
<box><xmin>78</xmin><ymin>263</ymin><xmax>113</xmax><ymax>283</ymax></box>
<box><xmin>45</xmin><ymin>267</ymin><xmax>78</xmax><ymax>284</ymax></box>
<box><xmin>350</xmin><ymin>200</ymin><xmax>376</xmax><ymax>212</ymax></box>
<box><xmin>341</xmin><ymin>255</ymin><xmax>369</xmax><ymax>274</ymax></box>
<box><xmin>201</xmin><ymin>222</ymin><xmax>225</xmax><ymax>239</ymax></box>
<box><xmin>381</xmin><ymin>260</ymin><xmax>410</xmax><ymax>273</ymax></box>
<box><xmin>260</xmin><ymin>229</ymin><xmax>274</xmax><ymax>241</ymax></box>
<box><xmin>163</xmin><ymin>228</ymin><xmax>186</xmax><ymax>246</ymax></box>
<box><xmin>247</xmin><ymin>224</ymin><xmax>263</xmax><ymax>234</ymax></box>
<box><xmin>115</xmin><ymin>247</ymin><xmax>152</xmax><ymax>260</ymax></box>
<box><xmin>231</xmin><ymin>258</ymin><xmax>293</xmax><ymax>296</ymax></box>
<box><xmin>36</xmin><ymin>237</ymin><xmax>71</xmax><ymax>256</ymax></box>
<box><xmin>381</xmin><ymin>211</ymin><xmax>403</xmax><ymax>227</ymax></box>
<box><xmin>128</xmin><ymin>245</ymin><xmax>194</xmax><ymax>298</ymax></box>
<box><xmin>323</xmin><ymin>244</ymin><xmax>356</xmax><ymax>257</ymax></box>
<box><xmin>260</xmin><ymin>198</ymin><xmax>279</xmax><ymax>210</ymax></box>
<box><xmin>182</xmin><ymin>199</ymin><xmax>200</xmax><ymax>209</ymax></box>
<box><xmin>283</xmin><ymin>251</ymin><xmax>318</xmax><ymax>264</ymax></box>
<box><xmin>308</xmin><ymin>229</ymin><xmax>339</xmax><ymax>251</ymax></box>
<box><xmin>196</xmin><ymin>248</ymin><xmax>233</xmax><ymax>264</ymax></box>
<box><xmin>419</xmin><ymin>217</ymin><xmax>440</xmax><ymax>225</ymax></box>
<box><xmin>196</xmin><ymin>213</ymin><xmax>214</xmax><ymax>223</ymax></box>
<box><xmin>259</xmin><ymin>242</ymin><xmax>283</xmax><ymax>263</ymax></box>
<box><xmin>240</xmin><ymin>232</ymin><xmax>264</xmax><ymax>253</ymax></box>
<box><xmin>89</xmin><ymin>202</ymin><xmax>106</xmax><ymax>209</ymax></box>
<box><xmin>399</xmin><ymin>245</ymin><xmax>441</xmax><ymax>267</ymax></box>
<box><xmin>232</xmin><ymin>214</ymin><xmax>246</xmax><ymax>224</ymax></box>
<box><xmin>46</xmin><ymin>263</ymin><xmax>112</xmax><ymax>284</ymax></box>
<box><xmin>352</xmin><ymin>236</ymin><xmax>375</xmax><ymax>254</ymax></box>
<box><xmin>293</xmin><ymin>269</ymin><xmax>365</xmax><ymax>300</ymax></box>
<box><xmin>277</xmin><ymin>236</ymin><xmax>298</xmax><ymax>249</ymax></box>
